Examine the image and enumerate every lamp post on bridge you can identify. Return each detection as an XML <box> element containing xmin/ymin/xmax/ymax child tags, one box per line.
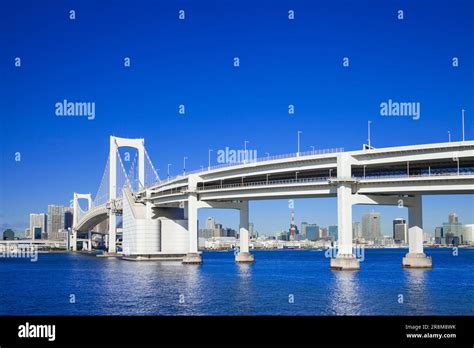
<box><xmin>462</xmin><ymin>108</ymin><xmax>465</xmax><ymax>142</ymax></box>
<box><xmin>167</xmin><ymin>164</ymin><xmax>172</xmax><ymax>179</ymax></box>
<box><xmin>310</xmin><ymin>146</ymin><xmax>315</xmax><ymax>155</ymax></box>
<box><xmin>367</xmin><ymin>120</ymin><xmax>372</xmax><ymax>149</ymax></box>
<box><xmin>448</xmin><ymin>131</ymin><xmax>451</xmax><ymax>142</ymax></box>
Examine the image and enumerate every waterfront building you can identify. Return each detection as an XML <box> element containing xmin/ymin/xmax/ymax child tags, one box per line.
<box><xmin>328</xmin><ymin>225</ymin><xmax>338</xmax><ymax>241</ymax></box>
<box><xmin>435</xmin><ymin>226</ymin><xmax>444</xmax><ymax>244</ymax></box>
<box><xmin>301</xmin><ymin>222</ymin><xmax>308</xmax><ymax>238</ymax></box>
<box><xmin>30</xmin><ymin>213</ymin><xmax>47</xmax><ymax>240</ymax></box>
<box><xmin>448</xmin><ymin>213</ymin><xmax>459</xmax><ymax>224</ymax></box>
<box><xmin>47</xmin><ymin>205</ymin><xmax>68</xmax><ymax>240</ymax></box>
<box><xmin>305</xmin><ymin>224</ymin><xmax>319</xmax><ymax>241</ymax></box>
<box><xmin>462</xmin><ymin>225</ymin><xmax>474</xmax><ymax>245</ymax></box>
<box><xmin>393</xmin><ymin>218</ymin><xmax>407</xmax><ymax>244</ymax></box>
<box><xmin>320</xmin><ymin>227</ymin><xmax>328</xmax><ymax>238</ymax></box>
<box><xmin>362</xmin><ymin>212</ymin><xmax>382</xmax><ymax>242</ymax></box>
<box><xmin>352</xmin><ymin>222</ymin><xmax>361</xmax><ymax>240</ymax></box>
<box><xmin>205</xmin><ymin>217</ymin><xmax>215</xmax><ymax>230</ymax></box>
<box><xmin>3</xmin><ymin>229</ymin><xmax>14</xmax><ymax>240</ymax></box>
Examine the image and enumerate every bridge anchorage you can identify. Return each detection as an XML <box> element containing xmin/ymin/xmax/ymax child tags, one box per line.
<box><xmin>71</xmin><ymin>136</ymin><xmax>474</xmax><ymax>269</ymax></box>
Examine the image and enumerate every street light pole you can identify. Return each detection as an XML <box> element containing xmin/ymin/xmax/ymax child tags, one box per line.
<box><xmin>183</xmin><ymin>156</ymin><xmax>187</xmax><ymax>175</ymax></box>
<box><xmin>297</xmin><ymin>131</ymin><xmax>302</xmax><ymax>156</ymax></box>
<box><xmin>167</xmin><ymin>164</ymin><xmax>172</xmax><ymax>179</ymax></box>
<box><xmin>448</xmin><ymin>131</ymin><xmax>451</xmax><ymax>142</ymax></box>
<box><xmin>310</xmin><ymin>146</ymin><xmax>315</xmax><ymax>155</ymax></box>
<box><xmin>368</xmin><ymin>120</ymin><xmax>372</xmax><ymax>149</ymax></box>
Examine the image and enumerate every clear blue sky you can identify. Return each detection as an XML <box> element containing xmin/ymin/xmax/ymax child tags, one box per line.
<box><xmin>1</xmin><ymin>0</ymin><xmax>473</xmax><ymax>236</ymax></box>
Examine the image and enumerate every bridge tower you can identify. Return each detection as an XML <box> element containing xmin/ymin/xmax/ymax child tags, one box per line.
<box><xmin>108</xmin><ymin>136</ymin><xmax>145</xmax><ymax>253</ymax></box>
<box><xmin>72</xmin><ymin>193</ymin><xmax>92</xmax><ymax>252</ymax></box>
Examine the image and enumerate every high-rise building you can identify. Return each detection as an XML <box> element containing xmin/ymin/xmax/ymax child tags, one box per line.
<box><xmin>47</xmin><ymin>205</ymin><xmax>67</xmax><ymax>240</ymax></box>
<box><xmin>214</xmin><ymin>223</ymin><xmax>223</xmax><ymax>237</ymax></box>
<box><xmin>320</xmin><ymin>227</ymin><xmax>328</xmax><ymax>238</ymax></box>
<box><xmin>442</xmin><ymin>212</ymin><xmax>463</xmax><ymax>246</ymax></box>
<box><xmin>393</xmin><ymin>218</ymin><xmax>407</xmax><ymax>243</ymax></box>
<box><xmin>205</xmin><ymin>217</ymin><xmax>216</xmax><ymax>230</ymax></box>
<box><xmin>462</xmin><ymin>225</ymin><xmax>474</xmax><ymax>245</ymax></box>
<box><xmin>328</xmin><ymin>225</ymin><xmax>338</xmax><ymax>241</ymax></box>
<box><xmin>435</xmin><ymin>226</ymin><xmax>444</xmax><ymax>244</ymax></box>
<box><xmin>362</xmin><ymin>212</ymin><xmax>382</xmax><ymax>241</ymax></box>
<box><xmin>352</xmin><ymin>222</ymin><xmax>362</xmax><ymax>240</ymax></box>
<box><xmin>301</xmin><ymin>222</ymin><xmax>308</xmax><ymax>238</ymax></box>
<box><xmin>305</xmin><ymin>224</ymin><xmax>319</xmax><ymax>241</ymax></box>
<box><xmin>30</xmin><ymin>213</ymin><xmax>47</xmax><ymax>240</ymax></box>
<box><xmin>448</xmin><ymin>213</ymin><xmax>458</xmax><ymax>224</ymax></box>
<box><xmin>249</xmin><ymin>223</ymin><xmax>256</xmax><ymax>238</ymax></box>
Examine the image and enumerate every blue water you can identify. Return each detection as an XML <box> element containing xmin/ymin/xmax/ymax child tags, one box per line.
<box><xmin>0</xmin><ymin>249</ymin><xmax>472</xmax><ymax>315</ymax></box>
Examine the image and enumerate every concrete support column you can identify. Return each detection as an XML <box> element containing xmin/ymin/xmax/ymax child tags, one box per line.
<box><xmin>408</xmin><ymin>195</ymin><xmax>423</xmax><ymax>230</ymax></box>
<box><xmin>236</xmin><ymin>200</ymin><xmax>254</xmax><ymax>263</ymax></box>
<box><xmin>330</xmin><ymin>153</ymin><xmax>359</xmax><ymax>270</ymax></box>
<box><xmin>88</xmin><ymin>231</ymin><xmax>92</xmax><ymax>251</ymax></box>
<box><xmin>108</xmin><ymin>213</ymin><xmax>117</xmax><ymax>254</ymax></box>
<box><xmin>336</xmin><ymin>183</ymin><xmax>353</xmax><ymax>255</ymax></box>
<box><xmin>402</xmin><ymin>226</ymin><xmax>432</xmax><ymax>268</ymax></box>
<box><xmin>72</xmin><ymin>230</ymin><xmax>77</xmax><ymax>251</ymax></box>
<box><xmin>182</xmin><ymin>193</ymin><xmax>202</xmax><ymax>264</ymax></box>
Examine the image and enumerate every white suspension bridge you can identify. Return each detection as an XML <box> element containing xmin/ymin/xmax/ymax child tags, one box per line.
<box><xmin>70</xmin><ymin>136</ymin><xmax>474</xmax><ymax>269</ymax></box>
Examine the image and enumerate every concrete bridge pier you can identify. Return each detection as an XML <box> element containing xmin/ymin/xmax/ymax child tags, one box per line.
<box><xmin>236</xmin><ymin>200</ymin><xmax>254</xmax><ymax>263</ymax></box>
<box><xmin>330</xmin><ymin>154</ymin><xmax>359</xmax><ymax>270</ymax></box>
<box><xmin>108</xmin><ymin>213</ymin><xmax>117</xmax><ymax>254</ymax></box>
<box><xmin>87</xmin><ymin>231</ymin><xmax>92</xmax><ymax>251</ymax></box>
<box><xmin>71</xmin><ymin>230</ymin><xmax>77</xmax><ymax>252</ymax></box>
<box><xmin>182</xmin><ymin>193</ymin><xmax>202</xmax><ymax>264</ymax></box>
<box><xmin>402</xmin><ymin>226</ymin><xmax>432</xmax><ymax>268</ymax></box>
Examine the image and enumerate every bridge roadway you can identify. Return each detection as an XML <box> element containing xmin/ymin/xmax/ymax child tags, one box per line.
<box><xmin>74</xmin><ymin>140</ymin><xmax>474</xmax><ymax>269</ymax></box>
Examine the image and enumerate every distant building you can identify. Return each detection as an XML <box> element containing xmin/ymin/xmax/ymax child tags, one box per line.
<box><xmin>442</xmin><ymin>222</ymin><xmax>463</xmax><ymax>245</ymax></box>
<box><xmin>328</xmin><ymin>225</ymin><xmax>338</xmax><ymax>241</ymax></box>
<box><xmin>305</xmin><ymin>224</ymin><xmax>319</xmax><ymax>241</ymax></box>
<box><xmin>205</xmin><ymin>217</ymin><xmax>215</xmax><ymax>230</ymax></box>
<box><xmin>393</xmin><ymin>218</ymin><xmax>407</xmax><ymax>244</ymax></box>
<box><xmin>249</xmin><ymin>223</ymin><xmax>256</xmax><ymax>238</ymax></box>
<box><xmin>199</xmin><ymin>228</ymin><xmax>214</xmax><ymax>239</ymax></box>
<box><xmin>224</xmin><ymin>228</ymin><xmax>237</xmax><ymax>238</ymax></box>
<box><xmin>448</xmin><ymin>213</ymin><xmax>458</xmax><ymax>224</ymax></box>
<box><xmin>301</xmin><ymin>222</ymin><xmax>308</xmax><ymax>238</ymax></box>
<box><xmin>30</xmin><ymin>213</ymin><xmax>47</xmax><ymax>240</ymax></box>
<box><xmin>435</xmin><ymin>226</ymin><xmax>444</xmax><ymax>244</ymax></box>
<box><xmin>462</xmin><ymin>225</ymin><xmax>474</xmax><ymax>245</ymax></box>
<box><xmin>352</xmin><ymin>222</ymin><xmax>361</xmax><ymax>240</ymax></box>
<box><xmin>362</xmin><ymin>212</ymin><xmax>382</xmax><ymax>242</ymax></box>
<box><xmin>47</xmin><ymin>205</ymin><xmax>69</xmax><ymax>240</ymax></box>
<box><xmin>320</xmin><ymin>227</ymin><xmax>328</xmax><ymax>239</ymax></box>
<box><xmin>276</xmin><ymin>231</ymin><xmax>289</xmax><ymax>241</ymax></box>
<box><xmin>3</xmin><ymin>229</ymin><xmax>14</xmax><ymax>240</ymax></box>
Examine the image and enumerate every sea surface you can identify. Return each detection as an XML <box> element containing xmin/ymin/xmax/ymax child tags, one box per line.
<box><xmin>0</xmin><ymin>249</ymin><xmax>472</xmax><ymax>315</ymax></box>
